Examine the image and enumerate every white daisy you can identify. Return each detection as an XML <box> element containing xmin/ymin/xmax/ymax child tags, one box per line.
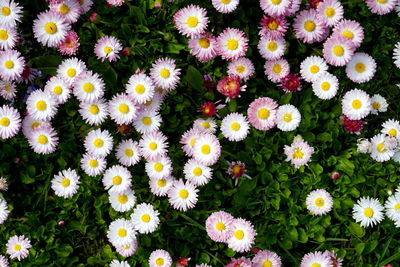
<box><xmin>316</xmin><ymin>0</ymin><xmax>344</xmax><ymax>27</ymax></box>
<box><xmin>264</xmin><ymin>58</ymin><xmax>290</xmax><ymax>83</ymax></box>
<box><xmin>311</xmin><ymin>72</ymin><xmax>339</xmax><ymax>100</ymax></box>
<box><xmin>0</xmin><ymin>49</ymin><xmax>25</xmax><ymax>81</ymax></box>
<box><xmin>370</xmin><ymin>134</ymin><xmax>395</xmax><ymax>162</ymax></box>
<box><xmin>115</xmin><ymin>139</ymin><xmax>141</xmax><ymax>167</ymax></box>
<box><xmin>149</xmin><ymin>176</ymin><xmax>175</xmax><ymax>197</ymax></box>
<box><xmin>385</xmin><ymin>193</ymin><xmax>400</xmax><ymax>226</ymax></box>
<box><xmin>107</xmin><ymin>218</ymin><xmax>136</xmax><ymax>247</ymax></box>
<box><xmin>257</xmin><ymin>36</ymin><xmax>286</xmax><ymax>60</ymax></box>
<box><xmin>381</xmin><ymin>119</ymin><xmax>400</xmax><ymax>139</ymax></box>
<box><xmin>193</xmin><ymin>117</ymin><xmax>218</xmax><ymax>134</ymax></box>
<box><xmin>192</xmin><ymin>133</ymin><xmax>221</xmax><ymax>166</ymax></box>
<box><xmin>26</xmin><ymin>90</ymin><xmax>58</xmax><ymax>121</ymax></box>
<box><xmin>276</xmin><ymin>104</ymin><xmax>301</xmax><ymax>131</ymax></box>
<box><xmin>84</xmin><ymin>129</ymin><xmax>113</xmax><ymax>157</ymax></box>
<box><xmin>80</xmin><ymin>153</ymin><xmax>107</xmax><ymax>177</ymax></box>
<box><xmin>168</xmin><ymin>179</ymin><xmax>199</xmax><ymax>212</ymax></box>
<box><xmin>148</xmin><ymin>249</ymin><xmax>172</xmax><ymax>267</ymax></box>
<box><xmin>110</xmin><ymin>259</ymin><xmax>131</xmax><ymax>267</ymax></box>
<box><xmin>109</xmin><ymin>189</ymin><xmax>136</xmax><ymax>212</ymax></box>
<box><xmin>102</xmin><ymin>165</ymin><xmax>132</xmax><ymax>193</ymax></box>
<box><xmin>0</xmin><ymin>79</ymin><xmax>16</xmax><ymax>100</ymax></box>
<box><xmin>345</xmin><ymin>52</ymin><xmax>377</xmax><ymax>84</ymax></box>
<box><xmin>183</xmin><ymin>158</ymin><xmax>212</xmax><ymax>186</ymax></box>
<box><xmin>0</xmin><ymin>26</ymin><xmax>18</xmax><ymax>50</ymax></box>
<box><xmin>227</xmin><ymin>57</ymin><xmax>255</xmax><ymax>81</ymax></box>
<box><xmin>226</xmin><ymin>218</ymin><xmax>257</xmax><ymax>253</ymax></box>
<box><xmin>145</xmin><ymin>156</ymin><xmax>172</xmax><ymax>180</ymax></box>
<box><xmin>44</xmin><ymin>76</ymin><xmax>71</xmax><ymax>104</ymax></box>
<box><xmin>341</xmin><ymin>89</ymin><xmax>371</xmax><ymax>120</ymax></box>
<box><xmin>130</xmin><ymin>203</ymin><xmax>160</xmax><ymax>234</ymax></box>
<box><xmin>138</xmin><ymin>92</ymin><xmax>164</xmax><ymax>113</ymax></box>
<box><xmin>51</xmin><ymin>168</ymin><xmax>80</xmax><ymax>198</ymax></box>
<box><xmin>0</xmin><ymin>0</ymin><xmax>22</xmax><ymax>28</ymax></box>
<box><xmin>78</xmin><ymin>98</ymin><xmax>109</xmax><ymax>126</ymax></box>
<box><xmin>260</xmin><ymin>0</ymin><xmax>291</xmax><ymax>17</ymax></box>
<box><xmin>139</xmin><ymin>131</ymin><xmax>168</xmax><ymax>161</ymax></box>
<box><xmin>305</xmin><ymin>189</ymin><xmax>333</xmax><ymax>216</ymax></box>
<box><xmin>108</xmin><ymin>93</ymin><xmax>138</xmax><ymax>125</ymax></box>
<box><xmin>56</xmin><ymin>57</ymin><xmax>87</xmax><ymax>86</ymax></box>
<box><xmin>33</xmin><ymin>11</ymin><xmax>70</xmax><ymax>47</ymax></box>
<box><xmin>370</xmin><ymin>94</ymin><xmax>388</xmax><ymax>115</ymax></box>
<box><xmin>0</xmin><ymin>104</ymin><xmax>20</xmax><ymax>139</ymax></box>
<box><xmin>73</xmin><ymin>71</ymin><xmax>105</xmax><ymax>104</ymax></box>
<box><xmin>211</xmin><ymin>0</ymin><xmax>239</xmax><ymax>13</ymax></box>
<box><xmin>352</xmin><ymin>196</ymin><xmax>384</xmax><ymax>228</ymax></box>
<box><xmin>0</xmin><ymin>199</ymin><xmax>9</xmax><ymax>224</ymax></box>
<box><xmin>300</xmin><ymin>56</ymin><xmax>328</xmax><ymax>83</ymax></box>
<box><xmin>394</xmin><ymin>41</ymin><xmax>400</xmax><ymax>69</ymax></box>
<box><xmin>50</xmin><ymin>0</ymin><xmax>81</xmax><ymax>24</ymax></box>
<box><xmin>221</xmin><ymin>112</ymin><xmax>250</xmax><ymax>142</ymax></box>
<box><xmin>126</xmin><ymin>72</ymin><xmax>155</xmax><ymax>104</ymax></box>
<box><xmin>21</xmin><ymin>115</ymin><xmax>50</xmax><ymax>137</ymax></box>
<box><xmin>28</xmin><ymin>126</ymin><xmax>58</xmax><ymax>154</ymax></box>
<box><xmin>133</xmin><ymin>109</ymin><xmax>161</xmax><ymax>134</ymax></box>
<box><xmin>173</xmin><ymin>5</ymin><xmax>209</xmax><ymax>38</ymax></box>
<box><xmin>150</xmin><ymin>58</ymin><xmax>181</xmax><ymax>91</ymax></box>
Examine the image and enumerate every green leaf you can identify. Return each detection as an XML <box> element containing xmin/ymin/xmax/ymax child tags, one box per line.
<box><xmin>349</xmin><ymin>222</ymin><xmax>365</xmax><ymax>238</ymax></box>
<box><xmin>185</xmin><ymin>66</ymin><xmax>204</xmax><ymax>91</ymax></box>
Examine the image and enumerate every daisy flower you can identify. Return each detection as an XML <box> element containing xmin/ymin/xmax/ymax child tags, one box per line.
<box><xmin>139</xmin><ymin>92</ymin><xmax>164</xmax><ymax>113</ymax></box>
<box><xmin>0</xmin><ymin>80</ymin><xmax>16</xmax><ymax>100</ymax></box>
<box><xmin>216</xmin><ymin>75</ymin><xmax>245</xmax><ymax>100</ymax></box>
<box><xmin>51</xmin><ymin>168</ymin><xmax>80</xmax><ymax>198</ymax></box>
<box><xmin>227</xmin><ymin>218</ymin><xmax>257</xmax><ymax>253</ymax></box>
<box><xmin>366</xmin><ymin>0</ymin><xmax>397</xmax><ymax>15</ymax></box>
<box><xmin>0</xmin><ymin>0</ymin><xmax>22</xmax><ymax>27</ymax></box>
<box><xmin>115</xmin><ymin>139</ymin><xmax>141</xmax><ymax>167</ymax></box>
<box><xmin>352</xmin><ymin>196</ymin><xmax>384</xmax><ymax>227</ymax></box>
<box><xmin>257</xmin><ymin>36</ymin><xmax>285</xmax><ymax>60</ymax></box>
<box><xmin>0</xmin><ymin>104</ymin><xmax>20</xmax><ymax>139</ymax></box>
<box><xmin>199</xmin><ymin>101</ymin><xmax>225</xmax><ymax>117</ymax></box>
<box><xmin>212</xmin><ymin>0</ymin><xmax>239</xmax><ymax>13</ymax></box>
<box><xmin>0</xmin><ymin>49</ymin><xmax>25</xmax><ymax>81</ymax></box>
<box><xmin>227</xmin><ymin>57</ymin><xmax>254</xmax><ymax>81</ymax></box>
<box><xmin>84</xmin><ymin>129</ymin><xmax>113</xmax><ymax>157</ymax></box>
<box><xmin>58</xmin><ymin>30</ymin><xmax>80</xmax><ymax>56</ymax></box>
<box><xmin>285</xmin><ymin>0</ymin><xmax>301</xmax><ymax>16</ymax></box>
<box><xmin>115</xmin><ymin>240</ymin><xmax>138</xmax><ymax>257</ymax></box>
<box><xmin>205</xmin><ymin>211</ymin><xmax>234</xmax><ymax>242</ymax></box>
<box><xmin>370</xmin><ymin>94</ymin><xmax>388</xmax><ymax>115</ymax></box>
<box><xmin>316</xmin><ymin>0</ymin><xmax>344</xmax><ymax>27</ymax></box>
<box><xmin>188</xmin><ymin>33</ymin><xmax>218</xmax><ymax>62</ymax></box>
<box><xmin>0</xmin><ymin>177</ymin><xmax>8</xmax><ymax>191</ymax></box>
<box><xmin>80</xmin><ymin>152</ymin><xmax>107</xmax><ymax>177</ymax></box>
<box><xmin>332</xmin><ymin>19</ymin><xmax>364</xmax><ymax>48</ymax></box>
<box><xmin>107</xmin><ymin>0</ymin><xmax>124</xmax><ymax>7</ymax></box>
<box><xmin>26</xmin><ymin>90</ymin><xmax>58</xmax><ymax>121</ymax></box>
<box><xmin>305</xmin><ymin>189</ymin><xmax>333</xmax><ymax>216</ymax></box>
<box><xmin>323</xmin><ymin>36</ymin><xmax>355</xmax><ymax>67</ymax></box>
<box><xmin>173</xmin><ymin>5</ymin><xmax>209</xmax><ymax>38</ymax></box>
<box><xmin>226</xmin><ymin>258</ymin><xmax>252</xmax><ymax>267</ymax></box>
<box><xmin>183</xmin><ymin>158</ymin><xmax>213</xmax><ymax>186</ymax></box>
<box><xmin>139</xmin><ymin>131</ymin><xmax>168</xmax><ymax>161</ymax></box>
<box><xmin>148</xmin><ymin>249</ymin><xmax>172</xmax><ymax>267</ymax></box>
<box><xmin>0</xmin><ymin>26</ymin><xmax>18</xmax><ymax>50</ymax></box>
<box><xmin>168</xmin><ymin>179</ymin><xmax>199</xmax><ymax>211</ymax></box>
<box><xmin>264</xmin><ymin>58</ymin><xmax>290</xmax><ymax>83</ymax></box>
<box><xmin>252</xmin><ymin>250</ymin><xmax>282</xmax><ymax>267</ymax></box>
<box><xmin>145</xmin><ymin>156</ymin><xmax>173</xmax><ymax>180</ymax></box>
<box><xmin>149</xmin><ymin>175</ymin><xmax>175</xmax><ymax>197</ymax></box>
<box><xmin>300</xmin><ymin>251</ymin><xmax>332</xmax><ymax>267</ymax></box>
<box><xmin>44</xmin><ymin>76</ymin><xmax>71</xmax><ymax>104</ymax></box>
<box><xmin>340</xmin><ymin>115</ymin><xmax>365</xmax><ymax>135</ymax></box>
<box><xmin>79</xmin><ymin>99</ymin><xmax>109</xmax><ymax>126</ymax></box>
<box><xmin>370</xmin><ymin>134</ymin><xmax>396</xmax><ymax>162</ymax></box>
<box><xmin>27</xmin><ymin>126</ymin><xmax>58</xmax><ymax>154</ymax></box>
<box><xmin>300</xmin><ymin>56</ymin><xmax>328</xmax><ymax>83</ymax></box>
<box><xmin>279</xmin><ymin>73</ymin><xmax>302</xmax><ymax>93</ymax></box>
<box><xmin>221</xmin><ymin>112</ymin><xmax>250</xmax><ymax>141</ymax></box>
<box><xmin>276</xmin><ymin>104</ymin><xmax>301</xmax><ymax>131</ymax></box>
<box><xmin>108</xmin><ymin>93</ymin><xmax>138</xmax><ymax>125</ymax></box>
<box><xmin>345</xmin><ymin>52</ymin><xmax>377</xmax><ymax>84</ymax></box>
<box><xmin>259</xmin><ymin>15</ymin><xmax>287</xmax><ymax>39</ymax></box>
<box><xmin>126</xmin><ymin>72</ymin><xmax>155</xmax><ymax>104</ymax></box>
<box><xmin>133</xmin><ymin>109</ymin><xmax>161</xmax><ymax>134</ymax></box>
<box><xmin>385</xmin><ymin>193</ymin><xmax>400</xmax><ymax>226</ymax></box>
<box><xmin>341</xmin><ymin>89</ymin><xmax>371</xmax><ymax>120</ymax></box>
<box><xmin>260</xmin><ymin>0</ymin><xmax>291</xmax><ymax>17</ymax></box>
<box><xmin>33</xmin><ymin>11</ymin><xmax>70</xmax><ymax>47</ymax></box>
<box><xmin>6</xmin><ymin>235</ymin><xmax>31</xmax><ymax>261</ymax></box>
<box><xmin>293</xmin><ymin>9</ymin><xmax>327</xmax><ymax>44</ymax></box>
<box><xmin>227</xmin><ymin>161</ymin><xmax>251</xmax><ymax>185</ymax></box>
<box><xmin>0</xmin><ymin>199</ymin><xmax>9</xmax><ymax>224</ymax></box>
<box><xmin>357</xmin><ymin>138</ymin><xmax>371</xmax><ymax>153</ymax></box>
<box><xmin>73</xmin><ymin>71</ymin><xmax>105</xmax><ymax>103</ymax></box>
<box><xmin>102</xmin><ymin>165</ymin><xmax>132</xmax><ymax>193</ymax></box>
<box><xmin>130</xmin><ymin>203</ymin><xmax>160</xmax><ymax>234</ymax></box>
<box><xmin>0</xmin><ymin>255</ymin><xmax>8</xmax><ymax>266</ymax></box>
<box><xmin>21</xmin><ymin>115</ymin><xmax>50</xmax><ymax>137</ymax></box>
<box><xmin>110</xmin><ymin>260</ymin><xmax>130</xmax><ymax>267</ymax></box>
<box><xmin>109</xmin><ymin>189</ymin><xmax>136</xmax><ymax>212</ymax></box>
<box><xmin>50</xmin><ymin>0</ymin><xmax>81</xmax><ymax>24</ymax></box>
<box><xmin>381</xmin><ymin>119</ymin><xmax>400</xmax><ymax>139</ymax></box>
<box><xmin>56</xmin><ymin>57</ymin><xmax>87</xmax><ymax>86</ymax></box>
<box><xmin>94</xmin><ymin>36</ymin><xmax>122</xmax><ymax>62</ymax></box>
<box><xmin>312</xmin><ymin>72</ymin><xmax>339</xmax><ymax>100</ymax></box>
<box><xmin>192</xmin><ymin>133</ymin><xmax>221</xmax><ymax>166</ymax></box>
<box><xmin>150</xmin><ymin>57</ymin><xmax>181</xmax><ymax>91</ymax></box>
<box><xmin>107</xmin><ymin>218</ymin><xmax>136</xmax><ymax>247</ymax></box>
<box><xmin>78</xmin><ymin>0</ymin><xmax>93</xmax><ymax>13</ymax></box>
<box><xmin>394</xmin><ymin>41</ymin><xmax>400</xmax><ymax>69</ymax></box>
<box><xmin>180</xmin><ymin>128</ymin><xmax>203</xmax><ymax>157</ymax></box>
<box><xmin>284</xmin><ymin>136</ymin><xmax>314</xmax><ymax>168</ymax></box>
<box><xmin>217</xmin><ymin>28</ymin><xmax>248</xmax><ymax>61</ymax></box>
<box><xmin>324</xmin><ymin>251</ymin><xmax>343</xmax><ymax>267</ymax></box>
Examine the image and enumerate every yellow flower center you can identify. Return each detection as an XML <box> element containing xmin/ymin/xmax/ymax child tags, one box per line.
<box><xmin>59</xmin><ymin>4</ymin><xmax>70</xmax><ymax>15</ymax></box>
<box><xmin>142</xmin><ymin>117</ymin><xmax>152</xmax><ymax>125</ymax></box>
<box><xmin>31</xmin><ymin>122</ymin><xmax>40</xmax><ymax>129</ymax></box>
<box><xmin>272</xmin><ymin>63</ymin><xmax>282</xmax><ymax>73</ymax></box>
<box><xmin>314</xmin><ymin>197</ymin><xmax>325</xmax><ymax>207</ymax></box>
<box><xmin>157</xmin><ymin>179</ymin><xmax>166</xmax><ymax>187</ymax></box>
<box><xmin>119</xmin><ymin>104</ymin><xmax>129</xmax><ymax>114</ymax></box>
<box><xmin>1</xmin><ymin>7</ymin><xmax>10</xmax><ymax>16</ymax></box>
<box><xmin>258</xmin><ymin>108</ymin><xmax>270</xmax><ymax>119</ymax></box>
<box><xmin>201</xmin><ymin>144</ymin><xmax>210</xmax><ymax>155</ymax></box>
<box><xmin>141</xmin><ymin>214</ymin><xmax>151</xmax><ymax>222</ymax></box>
<box><xmin>309</xmin><ymin>65</ymin><xmax>319</xmax><ymax>74</ymax></box>
<box><xmin>304</xmin><ymin>20</ymin><xmax>316</xmax><ymax>32</ymax></box>
<box><xmin>236</xmin><ymin>65</ymin><xmax>245</xmax><ymax>74</ymax></box>
<box><xmin>179</xmin><ymin>189</ymin><xmax>189</xmax><ymax>199</ymax></box>
<box><xmin>311</xmin><ymin>264</ymin><xmax>321</xmax><ymax>267</ymax></box>
<box><xmin>351</xmin><ymin>99</ymin><xmax>362</xmax><ymax>109</ymax></box>
<box><xmin>321</xmin><ymin>81</ymin><xmax>331</xmax><ymax>91</ymax></box>
<box><xmin>118</xmin><ymin>194</ymin><xmax>128</xmax><ymax>204</ymax></box>
<box><xmin>221</xmin><ymin>0</ymin><xmax>231</xmax><ymax>3</ymax></box>
<box><xmin>83</xmin><ymin>83</ymin><xmax>94</xmax><ymax>93</ymax></box>
<box><xmin>125</xmin><ymin>149</ymin><xmax>133</xmax><ymax>157</ymax></box>
<box><xmin>89</xmin><ymin>105</ymin><xmax>99</xmax><ymax>114</ymax></box>
<box><xmin>283</xmin><ymin>113</ymin><xmax>292</xmax><ymax>123</ymax></box>
<box><xmin>112</xmin><ymin>176</ymin><xmax>122</xmax><ymax>185</ymax></box>
<box><xmin>232</xmin><ymin>165</ymin><xmax>242</xmax><ymax>176</ymax></box>
<box><xmin>226</xmin><ymin>39</ymin><xmax>238</xmax><ymax>50</ymax></box>
<box><xmin>231</xmin><ymin>122</ymin><xmax>241</xmax><ymax>131</ymax></box>
<box><xmin>372</xmin><ymin>102</ymin><xmax>381</xmax><ymax>110</ymax></box>
<box><xmin>363</xmin><ymin>207</ymin><xmax>374</xmax><ymax>218</ymax></box>
<box><xmin>234</xmin><ymin>230</ymin><xmax>244</xmax><ymax>240</ymax></box>
<box><xmin>156</xmin><ymin>258</ymin><xmax>164</xmax><ymax>266</ymax></box>
<box><xmin>268</xmin><ymin>20</ymin><xmax>278</xmax><ymax>30</ymax></box>
<box><xmin>4</xmin><ymin>60</ymin><xmax>13</xmax><ymax>69</ymax></box>
<box><xmin>190</xmin><ymin>138</ymin><xmax>196</xmax><ymax>147</ymax></box>
<box><xmin>388</xmin><ymin>129</ymin><xmax>397</xmax><ymax>137</ymax></box>
<box><xmin>61</xmin><ymin>178</ymin><xmax>70</xmax><ymax>187</ymax></box>
<box><xmin>159</xmin><ymin>68</ymin><xmax>170</xmax><ymax>78</ymax></box>
<box><xmin>198</xmin><ymin>37</ymin><xmax>210</xmax><ymax>48</ymax></box>
<box><xmin>89</xmin><ymin>159</ymin><xmax>98</xmax><ymax>167</ymax></box>
<box><xmin>117</xmin><ymin>228</ymin><xmax>127</xmax><ymax>237</ymax></box>
<box><xmin>53</xmin><ymin>86</ymin><xmax>62</xmax><ymax>95</ymax></box>
<box><xmin>135</xmin><ymin>84</ymin><xmax>145</xmax><ymax>94</ymax></box>
<box><xmin>263</xmin><ymin>260</ymin><xmax>273</xmax><ymax>267</ymax></box>
<box><xmin>149</xmin><ymin>142</ymin><xmax>157</xmax><ymax>150</ymax></box>
<box><xmin>377</xmin><ymin>0</ymin><xmax>387</xmax><ymax>3</ymax></box>
<box><xmin>44</xmin><ymin>22</ymin><xmax>58</xmax><ymax>34</ymax></box>
<box><xmin>270</xmin><ymin>0</ymin><xmax>281</xmax><ymax>4</ymax></box>
<box><xmin>325</xmin><ymin>7</ymin><xmax>335</xmax><ymax>17</ymax></box>
<box><xmin>67</xmin><ymin>68</ymin><xmax>76</xmax><ymax>78</ymax></box>
<box><xmin>376</xmin><ymin>142</ymin><xmax>387</xmax><ymax>153</ymax></box>
<box><xmin>293</xmin><ymin>148</ymin><xmax>304</xmax><ymax>159</ymax></box>
<box><xmin>154</xmin><ymin>162</ymin><xmax>164</xmax><ymax>172</ymax></box>
<box><xmin>267</xmin><ymin>41</ymin><xmax>277</xmax><ymax>51</ymax></box>
<box><xmin>0</xmin><ymin>29</ymin><xmax>8</xmax><ymax>40</ymax></box>
<box><xmin>193</xmin><ymin>167</ymin><xmax>202</xmax><ymax>176</ymax></box>
<box><xmin>201</xmin><ymin>122</ymin><xmax>210</xmax><ymax>128</ymax></box>
<box><xmin>215</xmin><ymin>222</ymin><xmax>225</xmax><ymax>231</ymax></box>
<box><xmin>342</xmin><ymin>30</ymin><xmax>354</xmax><ymax>40</ymax></box>
<box><xmin>333</xmin><ymin>45</ymin><xmax>344</xmax><ymax>56</ymax></box>
<box><xmin>0</xmin><ymin>117</ymin><xmax>10</xmax><ymax>127</ymax></box>
<box><xmin>394</xmin><ymin>204</ymin><xmax>400</xmax><ymax>210</ymax></box>
<box><xmin>186</xmin><ymin>16</ymin><xmax>198</xmax><ymax>28</ymax></box>
<box><xmin>14</xmin><ymin>244</ymin><xmax>21</xmax><ymax>251</ymax></box>
<box><xmin>93</xmin><ymin>138</ymin><xmax>103</xmax><ymax>148</ymax></box>
<box><xmin>355</xmin><ymin>63</ymin><xmax>365</xmax><ymax>73</ymax></box>
<box><xmin>38</xmin><ymin>135</ymin><xmax>48</xmax><ymax>144</ymax></box>
<box><xmin>103</xmin><ymin>46</ymin><xmax>113</xmax><ymax>54</ymax></box>
<box><xmin>144</xmin><ymin>100</ymin><xmax>152</xmax><ymax>106</ymax></box>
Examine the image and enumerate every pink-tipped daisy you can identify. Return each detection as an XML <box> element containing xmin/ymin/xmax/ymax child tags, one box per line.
<box><xmin>21</xmin><ymin>115</ymin><xmax>50</xmax><ymax>137</ymax></box>
<box><xmin>323</xmin><ymin>36</ymin><xmax>355</xmax><ymax>67</ymax></box>
<box><xmin>260</xmin><ymin>0</ymin><xmax>291</xmax><ymax>17</ymax></box>
<box><xmin>228</xmin><ymin>58</ymin><xmax>254</xmax><ymax>81</ymax></box>
<box><xmin>0</xmin><ymin>26</ymin><xmax>18</xmax><ymax>50</ymax></box>
<box><xmin>58</xmin><ymin>30</ymin><xmax>80</xmax><ymax>56</ymax></box>
<box><xmin>188</xmin><ymin>33</ymin><xmax>218</xmax><ymax>62</ymax></box>
<box><xmin>300</xmin><ymin>56</ymin><xmax>328</xmax><ymax>83</ymax></box>
<box><xmin>73</xmin><ymin>70</ymin><xmax>105</xmax><ymax>103</ymax></box>
<box><xmin>316</xmin><ymin>0</ymin><xmax>344</xmax><ymax>27</ymax></box>
<box><xmin>150</xmin><ymin>57</ymin><xmax>181</xmax><ymax>91</ymax></box>
<box><xmin>0</xmin><ymin>104</ymin><xmax>20</xmax><ymax>139</ymax></box>
<box><xmin>80</xmin><ymin>152</ymin><xmax>107</xmax><ymax>177</ymax></box>
<box><xmin>284</xmin><ymin>136</ymin><xmax>314</xmax><ymax>168</ymax></box>
<box><xmin>227</xmin><ymin>218</ymin><xmax>257</xmax><ymax>253</ymax></box>
<box><xmin>180</xmin><ymin>128</ymin><xmax>203</xmax><ymax>157</ymax></box>
<box><xmin>79</xmin><ymin>0</ymin><xmax>93</xmax><ymax>13</ymax></box>
<box><xmin>0</xmin><ymin>49</ymin><xmax>25</xmax><ymax>81</ymax></box>
<box><xmin>173</xmin><ymin>5</ymin><xmax>209</xmax><ymax>38</ymax></box>
<box><xmin>6</xmin><ymin>235</ymin><xmax>31</xmax><ymax>261</ymax></box>
<box><xmin>168</xmin><ymin>179</ymin><xmax>199</xmax><ymax>212</ymax></box>
<box><xmin>264</xmin><ymin>58</ymin><xmax>290</xmax><ymax>83</ymax></box>
<box><xmin>257</xmin><ymin>36</ymin><xmax>286</xmax><ymax>60</ymax></box>
<box><xmin>84</xmin><ymin>128</ymin><xmax>113</xmax><ymax>157</ymax></box>
<box><xmin>0</xmin><ymin>0</ymin><xmax>22</xmax><ymax>28</ymax></box>
<box><xmin>252</xmin><ymin>250</ymin><xmax>282</xmax><ymax>267</ymax></box>
<box><xmin>212</xmin><ymin>0</ymin><xmax>239</xmax><ymax>13</ymax></box>
<box><xmin>139</xmin><ymin>131</ymin><xmax>168</xmax><ymax>161</ymax></box>
<box><xmin>293</xmin><ymin>9</ymin><xmax>328</xmax><ymax>44</ymax></box>
<box><xmin>221</xmin><ymin>112</ymin><xmax>250</xmax><ymax>142</ymax></box>
<box><xmin>102</xmin><ymin>165</ymin><xmax>132</xmax><ymax>193</ymax></box>
<box><xmin>145</xmin><ymin>156</ymin><xmax>173</xmax><ymax>180</ymax></box>
<box><xmin>26</xmin><ymin>90</ymin><xmax>58</xmax><ymax>121</ymax></box>
<box><xmin>94</xmin><ymin>36</ymin><xmax>122</xmax><ymax>62</ymax></box>
<box><xmin>51</xmin><ymin>168</ymin><xmax>80</xmax><ymax>198</ymax></box>
<box><xmin>56</xmin><ymin>57</ymin><xmax>87</xmax><ymax>86</ymax></box>
<box><xmin>192</xmin><ymin>133</ymin><xmax>221</xmax><ymax>166</ymax></box>
<box><xmin>183</xmin><ymin>158</ymin><xmax>213</xmax><ymax>186</ymax></box>
<box><xmin>33</xmin><ymin>11</ymin><xmax>70</xmax><ymax>47</ymax></box>
<box><xmin>332</xmin><ymin>19</ymin><xmax>364</xmax><ymax>49</ymax></box>
<box><xmin>341</xmin><ymin>88</ymin><xmax>371</xmax><ymax>120</ymax></box>
<box><xmin>27</xmin><ymin>125</ymin><xmax>59</xmax><ymax>154</ymax></box>
<box><xmin>0</xmin><ymin>80</ymin><xmax>16</xmax><ymax>100</ymax></box>
<box><xmin>149</xmin><ymin>175</ymin><xmax>175</xmax><ymax>197</ymax></box>
<box><xmin>108</xmin><ymin>93</ymin><xmax>138</xmax><ymax>125</ymax></box>
<box><xmin>115</xmin><ymin>139</ymin><xmax>141</xmax><ymax>167</ymax></box>
<box><xmin>115</xmin><ymin>239</ymin><xmax>138</xmax><ymax>257</ymax></box>
<box><xmin>306</xmin><ymin>189</ymin><xmax>333</xmax><ymax>216</ymax></box>
<box><xmin>217</xmin><ymin>28</ymin><xmax>249</xmax><ymax>61</ymax></box>
<box><xmin>345</xmin><ymin>52</ymin><xmax>377</xmax><ymax>84</ymax></box>
<box><xmin>205</xmin><ymin>211</ymin><xmax>234</xmax><ymax>242</ymax></box>
<box><xmin>149</xmin><ymin>249</ymin><xmax>172</xmax><ymax>267</ymax></box>
<box><xmin>300</xmin><ymin>251</ymin><xmax>332</xmax><ymax>267</ymax></box>
<box><xmin>366</xmin><ymin>0</ymin><xmax>397</xmax><ymax>15</ymax></box>
<box><xmin>50</xmin><ymin>0</ymin><xmax>81</xmax><ymax>24</ymax></box>
<box><xmin>133</xmin><ymin>109</ymin><xmax>162</xmax><ymax>134</ymax></box>
<box><xmin>44</xmin><ymin>76</ymin><xmax>71</xmax><ymax>104</ymax></box>
<box><xmin>247</xmin><ymin>97</ymin><xmax>278</xmax><ymax>131</ymax></box>
<box><xmin>78</xmin><ymin>98</ymin><xmax>109</xmax><ymax>126</ymax></box>
<box><xmin>126</xmin><ymin>72</ymin><xmax>155</xmax><ymax>104</ymax></box>
<box><xmin>259</xmin><ymin>15</ymin><xmax>287</xmax><ymax>39</ymax></box>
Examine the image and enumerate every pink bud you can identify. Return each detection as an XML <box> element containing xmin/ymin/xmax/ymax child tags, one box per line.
<box><xmin>154</xmin><ymin>0</ymin><xmax>162</xmax><ymax>8</ymax></box>
<box><xmin>383</xmin><ymin>265</ymin><xmax>392</xmax><ymax>267</ymax></box>
<box><xmin>58</xmin><ymin>221</ymin><xmax>65</xmax><ymax>226</ymax></box>
<box><xmin>121</xmin><ymin>49</ymin><xmax>129</xmax><ymax>56</ymax></box>
<box><xmin>89</xmin><ymin>12</ymin><xmax>97</xmax><ymax>22</ymax></box>
<box><xmin>332</xmin><ymin>172</ymin><xmax>340</xmax><ymax>180</ymax></box>
<box><xmin>14</xmin><ymin>158</ymin><xmax>20</xmax><ymax>163</ymax></box>
<box><xmin>252</xmin><ymin>248</ymin><xmax>260</xmax><ymax>253</ymax></box>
